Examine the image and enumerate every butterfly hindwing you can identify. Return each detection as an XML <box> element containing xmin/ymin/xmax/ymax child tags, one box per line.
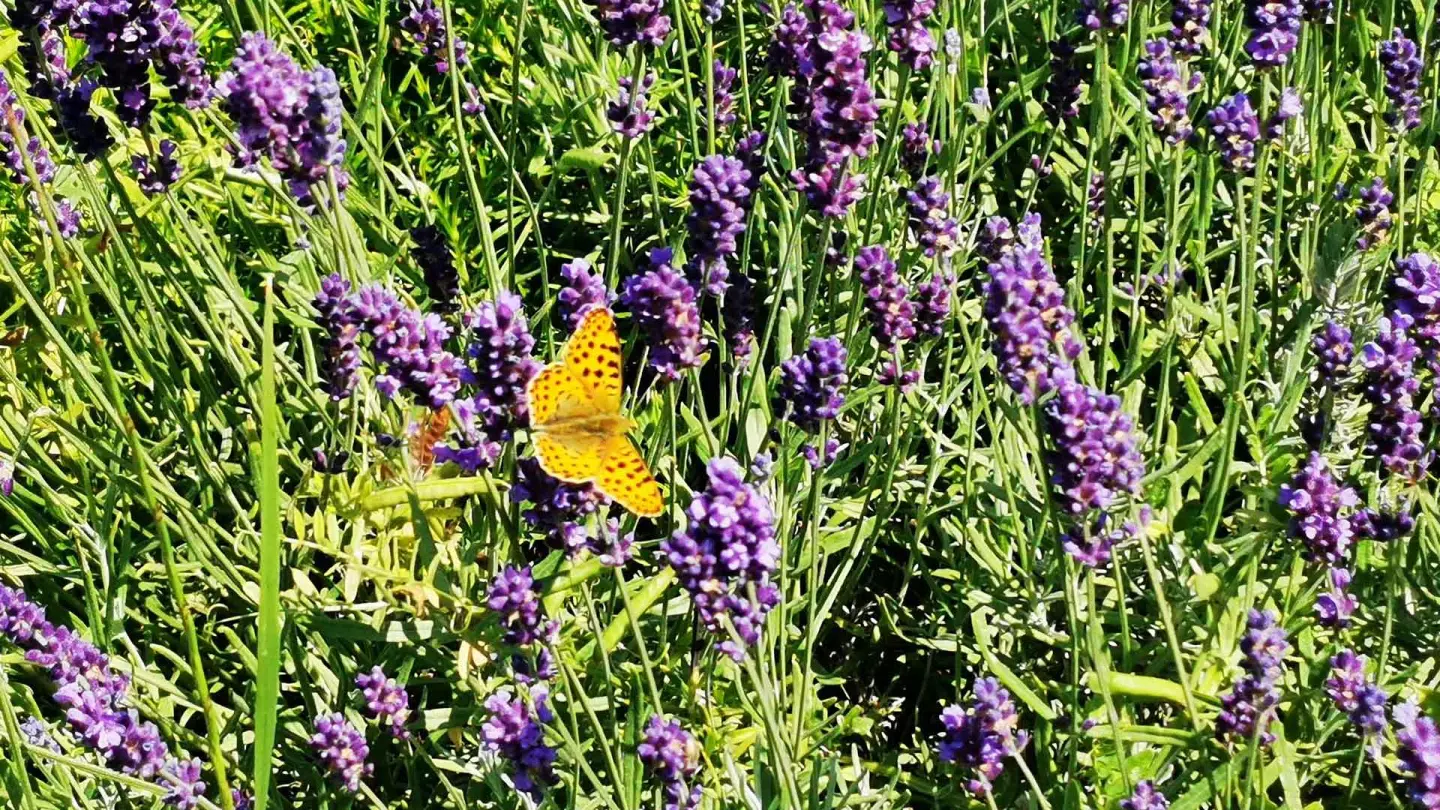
<box><xmin>534</xmin><ymin>432</ymin><xmax>607</xmax><ymax>484</ymax></box>
<box><xmin>563</xmin><ymin>306</ymin><xmax>624</xmax><ymax>415</ymax></box>
<box><xmin>595</xmin><ymin>435</ymin><xmax>663</xmax><ymax>517</ymax></box>
<box><xmin>528</xmin><ymin>362</ymin><xmax>595</xmax><ymax>428</ymax></box>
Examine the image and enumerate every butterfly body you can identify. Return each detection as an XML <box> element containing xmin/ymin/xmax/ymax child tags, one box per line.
<box><xmin>527</xmin><ymin>307</ymin><xmax>664</xmax><ymax>517</ymax></box>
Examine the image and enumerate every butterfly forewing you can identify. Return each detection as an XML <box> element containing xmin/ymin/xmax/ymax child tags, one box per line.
<box><xmin>528</xmin><ymin>363</ymin><xmax>596</xmax><ymax>428</ymax></box>
<box><xmin>562</xmin><ymin>306</ymin><xmax>624</xmax><ymax>415</ymax></box>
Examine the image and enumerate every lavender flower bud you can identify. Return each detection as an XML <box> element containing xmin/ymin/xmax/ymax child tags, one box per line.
<box><xmin>512</xmin><ymin>457</ymin><xmax>607</xmax><ymax>542</ymax></box>
<box><xmin>778</xmin><ymin>336</ymin><xmax>848</xmax><ymax>430</ymax></box>
<box><xmin>620</xmin><ymin>248</ymin><xmax>706</xmax><ymax>381</ymax></box>
<box><xmin>1216</xmin><ymin>610</ymin><xmax>1287</xmax><ymax>747</ymax></box>
<box><xmin>1277</xmin><ymin>452</ymin><xmax>1358</xmax><ymax>564</ymax></box>
<box><xmin>912</xmin><ymin>273</ymin><xmax>952</xmax><ymax>337</ymax></box>
<box><xmin>1360</xmin><ymin>316</ymin><xmax>1428</xmax><ymax>479</ymax></box>
<box><xmin>856</xmin><ymin>246</ymin><xmax>916</xmax><ymax>347</ymax></box>
<box><xmin>685</xmin><ymin>154</ymin><xmax>752</xmax><ymax>296</ymax></box>
<box><xmin>1138</xmin><ymin>40</ymin><xmax>1197</xmax><ymax>145</ymax></box>
<box><xmin>487</xmin><ymin>565</ymin><xmax>545</xmax><ymax>646</ymax></box>
<box><xmin>314</xmin><ymin>274</ymin><xmax>361</xmax><ymax>401</ymax></box>
<box><xmin>1353</xmin><ymin>505</ymin><xmax>1414</xmax><ymax>541</ymax></box>
<box><xmin>938</xmin><ymin>678</ymin><xmax>1029</xmax><ymax>794</ymax></box>
<box><xmin>711</xmin><ymin>60</ymin><xmax>736</xmax><ymax>130</ymax></box>
<box><xmin>609</xmin><ymin>73</ymin><xmax>656</xmax><ymax>139</ymax></box>
<box><xmin>1044</xmin><ymin>38</ymin><xmax>1086</xmax><ymax>121</ymax></box>
<box><xmin>1169</xmin><ymin>0</ymin><xmax>1211</xmax><ymax>57</ymax></box>
<box><xmin>1043</xmin><ymin>381</ymin><xmax>1146</xmax><ymax>514</ymax></box>
<box><xmin>1243</xmin><ymin>0</ymin><xmax>1302</xmax><ymax>69</ymax></box>
<box><xmin>133</xmin><ymin>140</ymin><xmax>181</xmax><ymax>196</ymax></box>
<box><xmin>1314</xmin><ymin>567</ymin><xmax>1356</xmax><ymax>628</ymax></box>
<box><xmin>1387</xmin><ymin>252</ymin><xmax>1440</xmax><ymax>371</ymax></box>
<box><xmin>355</xmin><ymin>666</ymin><xmax>412</xmax><ymax>739</ymax></box>
<box><xmin>482</xmin><ymin>688</ymin><xmax>556</xmax><ymax>799</ymax></box>
<box><xmin>904</xmin><ymin>176</ymin><xmax>958</xmax><ymax>257</ymax></box>
<box><xmin>1379</xmin><ymin>29</ymin><xmax>1423</xmax><ymax>133</ymax></box>
<box><xmin>899</xmin><ymin>122</ymin><xmax>940</xmax><ymax>177</ymax></box>
<box><xmin>884</xmin><ymin>0</ymin><xmax>938</xmax><ymax>70</ymax></box>
<box><xmin>1077</xmin><ymin>0</ymin><xmax>1128</xmax><ymax>32</ymax></box>
<box><xmin>1354</xmin><ymin>178</ymin><xmax>1394</xmax><ymax>251</ymax></box>
<box><xmin>982</xmin><ymin>214</ymin><xmax>1082</xmax><ymax>402</ymax></box>
<box><xmin>557</xmin><ymin>258</ymin><xmax>614</xmax><ymax>329</ymax></box>
<box><xmin>400</xmin><ymin>0</ymin><xmax>471</xmax><ymax>74</ymax></box>
<box><xmin>1208</xmin><ymin>92</ymin><xmax>1260</xmax><ymax>173</ymax></box>
<box><xmin>583</xmin><ymin>0</ymin><xmax>671</xmax><ymax>48</ymax></box>
<box><xmin>1122</xmin><ymin>782</ymin><xmax>1170</xmax><ymax>810</ymax></box>
<box><xmin>309</xmin><ymin>713</ymin><xmax>372</xmax><ymax>793</ymax></box>
<box><xmin>638</xmin><ymin>716</ymin><xmax>703</xmax><ymax>810</ymax></box>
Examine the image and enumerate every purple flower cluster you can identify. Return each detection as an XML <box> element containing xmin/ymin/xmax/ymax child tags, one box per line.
<box><xmin>686</xmin><ymin>154</ymin><xmax>752</xmax><ymax>296</ymax></box>
<box><xmin>310</xmin><ymin>713</ymin><xmax>372</xmax><ymax>793</ymax></box>
<box><xmin>0</xmin><ymin>68</ymin><xmax>81</xmax><ymax>237</ymax></box>
<box><xmin>900</xmin><ymin>122</ymin><xmax>940</xmax><ymax>176</ymax></box>
<box><xmin>67</xmin><ymin>0</ymin><xmax>211</xmax><ymax>128</ymax></box>
<box><xmin>1208</xmin><ymin>93</ymin><xmax>1260</xmax><ymax>173</ymax></box>
<box><xmin>19</xmin><ymin>715</ymin><xmax>60</xmax><ymax>751</ymax></box>
<box><xmin>355</xmin><ymin>666</ymin><xmax>411</xmax><ymax>740</ymax></box>
<box><xmin>1354</xmin><ymin>505</ymin><xmax>1414</xmax><ymax>541</ymax></box>
<box><xmin>1043</xmin><ymin>381</ymin><xmax>1146</xmax><ymax>515</ymax></box>
<box><xmin>400</xmin><ymin>0</ymin><xmax>470</xmax><ymax>74</ymax></box>
<box><xmin>1044</xmin><ymin>39</ymin><xmax>1086</xmax><ymax>121</ymax></box>
<box><xmin>883</xmin><ymin>0</ymin><xmax>937</xmax><ymax>70</ymax></box>
<box><xmin>0</xmin><ymin>585</ymin><xmax>221</xmax><ymax>804</ymax></box>
<box><xmin>1379</xmin><ymin>29</ymin><xmax>1423</xmax><ymax>132</ymax></box>
<box><xmin>937</xmin><ymin>678</ymin><xmax>1029</xmax><ymax>794</ymax></box>
<box><xmin>981</xmin><ymin>214</ymin><xmax>1082</xmax><ymax>403</ymax></box>
<box><xmin>857</xmin><ymin>246</ymin><xmax>916</xmax><ymax>347</ymax></box>
<box><xmin>1359</xmin><ymin>316</ymin><xmax>1427</xmax><ymax>480</ymax></box>
<box><xmin>1168</xmin><ymin>0</ymin><xmax>1211</xmax><ymax>57</ymax></box>
<box><xmin>724</xmin><ymin>274</ymin><xmax>757</xmax><ymax>363</ymax></box>
<box><xmin>411</xmin><ymin>225</ymin><xmax>461</xmax><ymax>314</ymax></box>
<box><xmin>913</xmin><ymin>273</ymin><xmax>952</xmax><ymax>336</ymax></box>
<box><xmin>711</xmin><ymin>60</ymin><xmax>737</xmax><ymax>130</ymax></box>
<box><xmin>314</xmin><ymin>274</ymin><xmax>362</xmax><ymax>401</ymax></box>
<box><xmin>1396</xmin><ymin>700</ymin><xmax>1440</xmax><ymax>807</ymax></box>
<box><xmin>1137</xmin><ymin>40</ymin><xmax>1198</xmax><ymax>145</ymax></box>
<box><xmin>1216</xmin><ymin>609</ymin><xmax>1288</xmax><ymax>747</ymax></box>
<box><xmin>1301</xmin><ymin>0</ymin><xmax>1330</xmax><ymax>19</ymax></box>
<box><xmin>1277</xmin><ymin>452</ymin><xmax>1358</xmax><ymax>564</ymax></box>
<box><xmin>512</xmin><ymin>458</ymin><xmax>607</xmax><ymax>550</ymax></box>
<box><xmin>1122</xmin><ymin>782</ymin><xmax>1170</xmax><ymax>810</ymax></box>
<box><xmin>1086</xmin><ymin>172</ymin><xmax>1106</xmax><ymax>235</ymax></box>
<box><xmin>218</xmin><ymin>33</ymin><xmax>350</xmax><ymax>209</ymax></box>
<box><xmin>781</xmin><ymin>0</ymin><xmax>879</xmax><ymax>218</ymax></box>
<box><xmin>621</xmin><ymin>248</ymin><xmax>706</xmax><ymax>381</ymax></box>
<box><xmin>1314</xmin><ymin>567</ymin><xmax>1356</xmax><ymax>628</ymax></box>
<box><xmin>661</xmin><ymin>457</ymin><xmax>780</xmax><ymax>660</ymax></box>
<box><xmin>609</xmin><ymin>73</ymin><xmax>656</xmax><ymax>139</ymax></box>
<box><xmin>1243</xmin><ymin>0</ymin><xmax>1301</xmax><ymax>68</ymax></box>
<box><xmin>482</xmin><ymin>688</ymin><xmax>557</xmax><ymax>799</ymax></box>
<box><xmin>440</xmin><ymin>292</ymin><xmax>541</xmax><ymax>471</ymax></box>
<box><xmin>53</xmin><ymin>79</ymin><xmax>115</xmax><ymax>161</ymax></box>
<box><xmin>348</xmin><ymin>286</ymin><xmax>465</xmax><ymax>409</ymax></box>
<box><xmin>1388</xmin><ymin>252</ymin><xmax>1440</xmax><ymax>371</ymax></box>
<box><xmin>1350</xmin><ymin>177</ymin><xmax>1393</xmax><ymax>251</ymax></box>
<box><xmin>488</xmin><ymin>565</ymin><xmax>547</xmax><ymax>646</ymax></box>
<box><xmin>1076</xmin><ymin>0</ymin><xmax>1128</xmax><ymax>32</ymax></box>
<box><xmin>638</xmin><ymin>716</ymin><xmax>703</xmax><ymax>810</ymax></box>
<box><xmin>904</xmin><ymin>177</ymin><xmax>958</xmax><ymax>257</ymax></box>
<box><xmin>583</xmin><ymin>0</ymin><xmax>670</xmax><ymax>48</ymax></box>
<box><xmin>1265</xmin><ymin>87</ymin><xmax>1303</xmax><ymax>140</ymax></box>
<box><xmin>133</xmin><ymin>139</ymin><xmax>181</xmax><ymax>196</ymax></box>
<box><xmin>779</xmin><ymin>336</ymin><xmax>848</xmax><ymax>430</ymax></box>
<box><xmin>1326</xmin><ymin>650</ymin><xmax>1387</xmax><ymax>734</ymax></box>
<box><xmin>557</xmin><ymin>258</ymin><xmax>613</xmax><ymax>329</ymax></box>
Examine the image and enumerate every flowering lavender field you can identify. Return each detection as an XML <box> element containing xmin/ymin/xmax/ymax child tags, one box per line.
<box><xmin>0</xmin><ymin>0</ymin><xmax>1439</xmax><ymax>805</ymax></box>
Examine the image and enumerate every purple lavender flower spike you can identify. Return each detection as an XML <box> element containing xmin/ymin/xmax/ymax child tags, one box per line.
<box><xmin>356</xmin><ymin>666</ymin><xmax>412</xmax><ymax>739</ymax></box>
<box><xmin>769</xmin><ymin>3</ymin><xmax>810</xmax><ymax>74</ymax></box>
<box><xmin>856</xmin><ymin>246</ymin><xmax>916</xmax><ymax>347</ymax></box>
<box><xmin>163</xmin><ymin>758</ymin><xmax>206</xmax><ymax>809</ymax></box>
<box><xmin>54</xmin><ymin>79</ymin><xmax>115</xmax><ymax>162</ymax></box>
<box><xmin>1300</xmin><ymin>0</ymin><xmax>1330</xmax><ymax>19</ymax></box>
<box><xmin>0</xmin><ymin>68</ymin><xmax>59</xmax><ymax>187</ymax></box>
<box><xmin>1086</xmin><ymin>172</ymin><xmax>1106</xmax><ymax>235</ymax></box>
<box><xmin>482</xmin><ymin>688</ymin><xmax>557</xmax><ymax>799</ymax></box>
<box><xmin>133</xmin><ymin>140</ymin><xmax>182</xmax><ymax>196</ymax></box>
<box><xmin>621</xmin><ymin>248</ymin><xmax>706</xmax><ymax>381</ymax></box>
<box><xmin>905</xmin><ymin>177</ymin><xmax>958</xmax><ymax>257</ymax></box>
<box><xmin>351</xmin><ymin>287</ymin><xmax>465</xmax><ymax>409</ymax></box>
<box><xmin>938</xmin><ymin>677</ymin><xmax>1029</xmax><ymax>794</ymax></box>
<box><xmin>0</xmin><ymin>457</ymin><xmax>13</xmax><ymax>497</ymax></box>
<box><xmin>661</xmin><ymin>457</ymin><xmax>780</xmax><ymax>660</ymax></box>
<box><xmin>1216</xmin><ymin>610</ymin><xmax>1287</xmax><ymax>747</ymax></box>
<box><xmin>638</xmin><ymin>716</ymin><xmax>703</xmax><ymax>810</ymax></box>
<box><xmin>1379</xmin><ymin>29</ymin><xmax>1423</xmax><ymax>133</ymax></box>
<box><xmin>778</xmin><ymin>336</ymin><xmax>848</xmax><ymax>430</ymax></box>
<box><xmin>899</xmin><ymin>122</ymin><xmax>940</xmax><ymax>176</ymax></box>
<box><xmin>609</xmin><ymin>73</ymin><xmax>656</xmax><ymax>139</ymax></box>
<box><xmin>557</xmin><ymin>258</ymin><xmax>614</xmax><ymax>329</ymax></box>
<box><xmin>712</xmin><ymin>60</ymin><xmax>737</xmax><ymax>130</ymax></box>
<box><xmin>488</xmin><ymin>565</ymin><xmax>546</xmax><ymax>646</ymax></box>
<box><xmin>1043</xmin><ymin>381</ymin><xmax>1146</xmax><ymax>514</ymax></box>
<box><xmin>433</xmin><ymin>291</ymin><xmax>539</xmax><ymax>470</ymax></box>
<box><xmin>1062</xmin><ymin>510</ymin><xmax>1147</xmax><ymax>567</ymax></box>
<box><xmin>1314</xmin><ymin>567</ymin><xmax>1356</xmax><ymax>628</ymax></box>
<box><xmin>1243</xmin><ymin>0</ymin><xmax>1302</xmax><ymax>68</ymax></box>
<box><xmin>1169</xmin><ymin>0</ymin><xmax>1211</xmax><ymax>57</ymax></box>
<box><xmin>802</xmin><ymin>437</ymin><xmax>843</xmax><ymax>469</ymax></box>
<box><xmin>686</xmin><ymin>154</ymin><xmax>752</xmax><ymax>296</ymax></box>
<box><xmin>231</xmin><ymin>789</ymin><xmax>255</xmax><ymax>810</ymax></box>
<box><xmin>149</xmin><ymin>0</ymin><xmax>212</xmax><ymax>109</ymax></box>
<box><xmin>400</xmin><ymin>0</ymin><xmax>471</xmax><ymax>74</ymax></box>
<box><xmin>411</xmin><ymin>225</ymin><xmax>461</xmax><ymax>313</ymax></box>
<box><xmin>982</xmin><ymin>215</ymin><xmax>1082</xmax><ymax>402</ymax></box>
<box><xmin>1208</xmin><ymin>93</ymin><xmax>1260</xmax><ymax>173</ymax></box>
<box><xmin>1388</xmin><ymin>252</ymin><xmax>1440</xmax><ymax>371</ymax></box>
<box><xmin>1397</xmin><ymin>700</ymin><xmax>1440</xmax><ymax>807</ymax></box>
<box><xmin>912</xmin><ymin>273</ymin><xmax>952</xmax><ymax>337</ymax></box>
<box><xmin>1354</xmin><ymin>178</ymin><xmax>1394</xmax><ymax>251</ymax></box>
<box><xmin>1044</xmin><ymin>39</ymin><xmax>1086</xmax><ymax>121</ymax></box>
<box><xmin>884</xmin><ymin>0</ymin><xmax>938</xmax><ymax>70</ymax></box>
<box><xmin>313</xmin><ymin>274</ymin><xmax>360</xmax><ymax>401</ymax></box>
<box><xmin>1326</xmin><ymin>650</ymin><xmax>1387</xmax><ymax>734</ymax></box>
<box><xmin>1353</xmin><ymin>505</ymin><xmax>1414</xmax><ymax>541</ymax></box>
<box><xmin>583</xmin><ymin>0</ymin><xmax>671</xmax><ymax>48</ymax></box>
<box><xmin>1122</xmin><ymin>781</ymin><xmax>1170</xmax><ymax>810</ymax></box>
<box><xmin>1359</xmin><ymin>316</ymin><xmax>1428</xmax><ymax>479</ymax></box>
<box><xmin>724</xmin><ymin>275</ymin><xmax>757</xmax><ymax>364</ymax></box>
<box><xmin>1277</xmin><ymin>452</ymin><xmax>1358</xmax><ymax>564</ymax></box>
<box><xmin>1137</xmin><ymin>40</ymin><xmax>1197</xmax><ymax>145</ymax></box>
<box><xmin>1077</xmin><ymin>0</ymin><xmax>1128</xmax><ymax>32</ymax></box>
<box><xmin>309</xmin><ymin>713</ymin><xmax>372</xmax><ymax>793</ymax></box>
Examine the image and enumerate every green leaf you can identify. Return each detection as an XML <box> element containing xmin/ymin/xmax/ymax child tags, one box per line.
<box><xmin>559</xmin><ymin>146</ymin><xmax>614</xmax><ymax>173</ymax></box>
<box><xmin>253</xmin><ymin>280</ymin><xmax>283</xmax><ymax>810</ymax></box>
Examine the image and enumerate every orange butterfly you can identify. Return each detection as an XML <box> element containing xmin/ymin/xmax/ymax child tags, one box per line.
<box><xmin>527</xmin><ymin>306</ymin><xmax>664</xmax><ymax>517</ymax></box>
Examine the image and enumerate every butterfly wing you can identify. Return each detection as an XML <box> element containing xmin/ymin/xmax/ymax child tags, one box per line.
<box><xmin>534</xmin><ymin>432</ymin><xmax>607</xmax><ymax>484</ymax></box>
<box><xmin>594</xmin><ymin>434</ymin><xmax>664</xmax><ymax>517</ymax></box>
<box><xmin>527</xmin><ymin>362</ymin><xmax>597</xmax><ymax>429</ymax></box>
<box><xmin>563</xmin><ymin>306</ymin><xmax>624</xmax><ymax>416</ymax></box>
